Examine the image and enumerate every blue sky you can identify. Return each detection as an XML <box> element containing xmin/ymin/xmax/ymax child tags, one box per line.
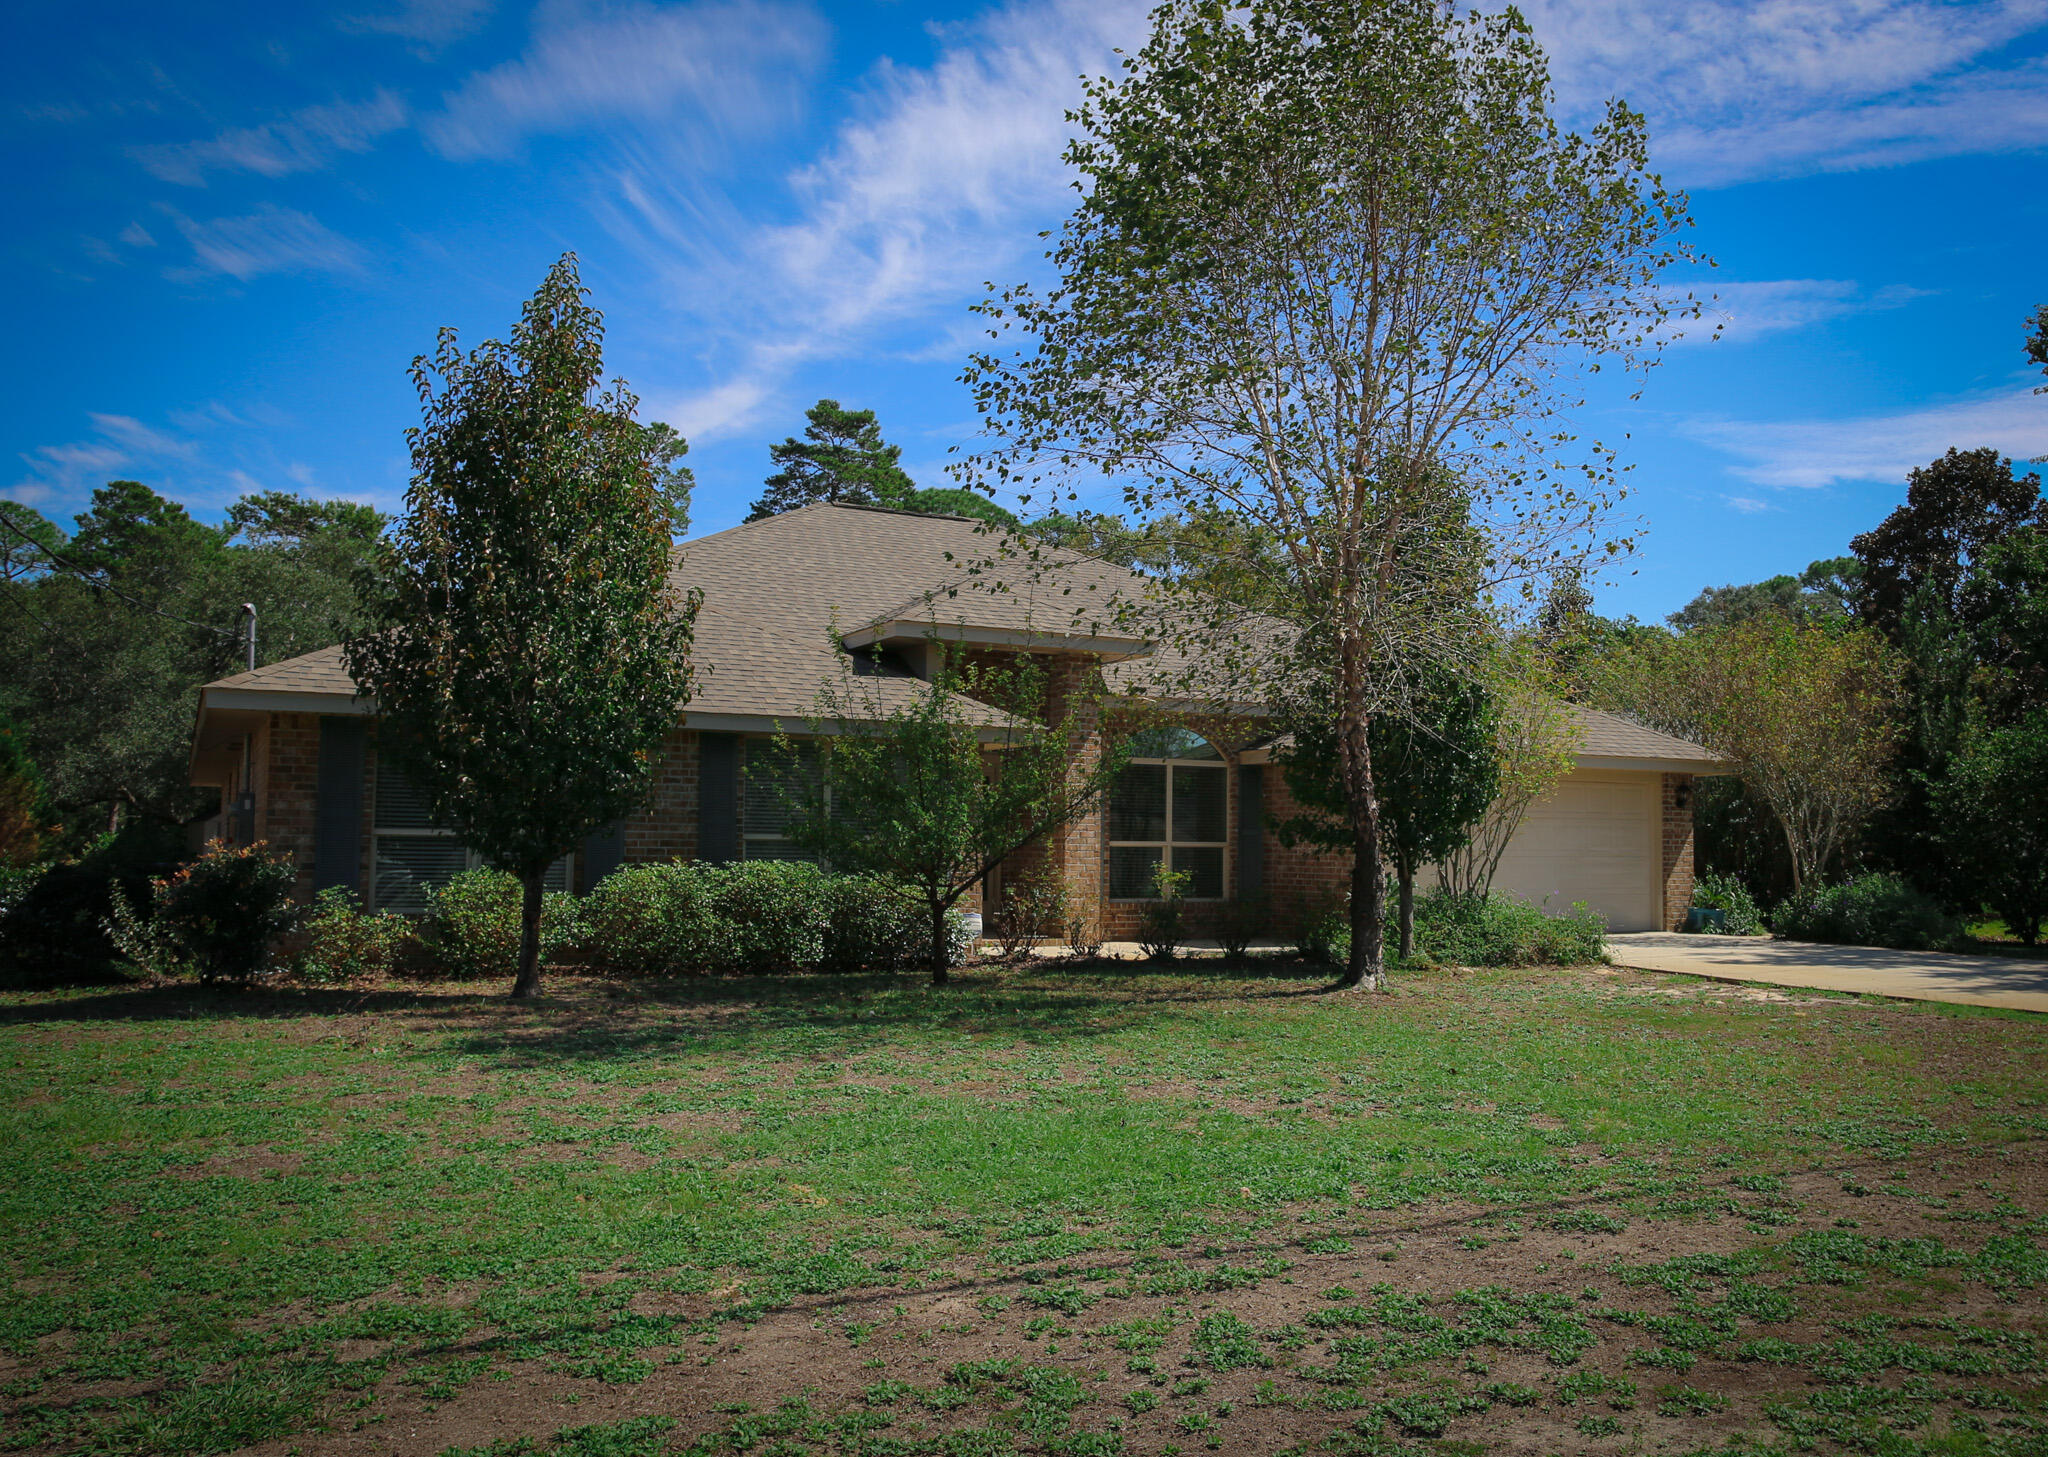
<box><xmin>6</xmin><ymin>0</ymin><xmax>2047</xmax><ymax>623</ymax></box>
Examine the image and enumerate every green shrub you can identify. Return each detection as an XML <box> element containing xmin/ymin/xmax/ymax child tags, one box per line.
<box><xmin>1408</xmin><ymin>889</ymin><xmax>1607</xmax><ymax>967</ymax></box>
<box><xmin>1772</xmin><ymin>872</ymin><xmax>1963</xmax><ymax>951</ymax></box>
<box><xmin>294</xmin><ymin>888</ymin><xmax>417</xmax><ymax>982</ymax></box>
<box><xmin>131</xmin><ymin>839</ymin><xmax>303</xmax><ymax>984</ymax></box>
<box><xmin>1293</xmin><ymin>891</ymin><xmax>1348</xmax><ymax>964</ymax></box>
<box><xmin>1691</xmin><ymin>870</ymin><xmax>1765</xmax><ymax>936</ymax></box>
<box><xmin>1300</xmin><ymin>887</ymin><xmax>1606</xmax><ymax>968</ymax></box>
<box><xmin>1136</xmin><ymin>863</ymin><xmax>1192</xmax><ymax>961</ymax></box>
<box><xmin>697</xmin><ymin>860</ymin><xmax>832</xmax><ymax>973</ymax></box>
<box><xmin>1214</xmin><ymin>891</ymin><xmax>1269</xmax><ymax>960</ymax></box>
<box><xmin>821</xmin><ymin>873</ymin><xmax>931</xmax><ymax>972</ymax></box>
<box><xmin>577</xmin><ymin>860</ymin><xmax>718</xmax><ymax>976</ymax></box>
<box><xmin>577</xmin><ymin>861</ymin><xmax>966</xmax><ymax>976</ymax></box>
<box><xmin>422</xmin><ymin>868</ymin><xmax>581</xmax><ymax>980</ymax></box>
<box><xmin>0</xmin><ymin>823</ymin><xmax>182</xmax><ymax>977</ymax></box>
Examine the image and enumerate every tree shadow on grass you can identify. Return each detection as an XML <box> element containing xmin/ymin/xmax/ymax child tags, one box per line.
<box><xmin>0</xmin><ymin>960</ymin><xmax>1340</xmax><ymax>1065</ymax></box>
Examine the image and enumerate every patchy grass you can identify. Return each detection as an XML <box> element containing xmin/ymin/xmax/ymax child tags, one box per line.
<box><xmin>1</xmin><ymin>960</ymin><xmax>2045</xmax><ymax>1455</ymax></box>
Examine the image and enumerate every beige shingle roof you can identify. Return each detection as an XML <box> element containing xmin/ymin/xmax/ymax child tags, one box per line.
<box><xmin>1568</xmin><ymin>704</ymin><xmax>1730</xmax><ymax>768</ymax></box>
<box><xmin>194</xmin><ymin>503</ymin><xmax>1723</xmax><ymax>765</ymax></box>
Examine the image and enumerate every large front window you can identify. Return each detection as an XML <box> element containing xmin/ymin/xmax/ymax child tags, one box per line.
<box><xmin>742</xmin><ymin>739</ymin><xmax>824</xmax><ymax>862</ymax></box>
<box><xmin>371</xmin><ymin>757</ymin><xmax>569</xmax><ymax>912</ymax></box>
<box><xmin>1107</xmin><ymin>727</ymin><xmax>1226</xmax><ymax>900</ymax></box>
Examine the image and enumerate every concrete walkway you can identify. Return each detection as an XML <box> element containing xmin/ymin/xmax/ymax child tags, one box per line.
<box><xmin>1607</xmin><ymin>931</ymin><xmax>2048</xmax><ymax>1013</ymax></box>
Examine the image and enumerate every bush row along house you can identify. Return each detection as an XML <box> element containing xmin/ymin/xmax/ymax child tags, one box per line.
<box><xmin>189</xmin><ymin>503</ymin><xmax>1726</xmax><ymax>936</ymax></box>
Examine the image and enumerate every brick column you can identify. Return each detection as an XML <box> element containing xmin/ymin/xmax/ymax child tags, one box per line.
<box><xmin>1040</xmin><ymin>656</ymin><xmax>1106</xmax><ymax>937</ymax></box>
<box><xmin>623</xmin><ymin>726</ymin><xmax>700</xmax><ymax>863</ymax></box>
<box><xmin>258</xmin><ymin>712</ymin><xmax>323</xmax><ymax>899</ymax></box>
<box><xmin>1660</xmin><ymin>773</ymin><xmax>1696</xmax><ymax>931</ymax></box>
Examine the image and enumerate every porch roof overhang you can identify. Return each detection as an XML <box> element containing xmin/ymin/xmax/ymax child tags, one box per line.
<box><xmin>840</xmin><ymin>618</ymin><xmax>1154</xmax><ymax>662</ymax></box>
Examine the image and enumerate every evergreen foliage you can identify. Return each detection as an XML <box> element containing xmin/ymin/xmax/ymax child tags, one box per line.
<box><xmin>344</xmin><ymin>253</ymin><xmax>700</xmax><ymax>999</ymax></box>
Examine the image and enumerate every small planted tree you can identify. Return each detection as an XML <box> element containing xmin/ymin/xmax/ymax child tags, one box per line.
<box><xmin>1275</xmin><ymin>664</ymin><xmax>1500</xmax><ymax>959</ymax></box>
<box><xmin>346</xmin><ymin>254</ymin><xmax>699</xmax><ymax>998</ymax></box>
<box><xmin>779</xmin><ymin>650</ymin><xmax>1125</xmax><ymax>983</ymax></box>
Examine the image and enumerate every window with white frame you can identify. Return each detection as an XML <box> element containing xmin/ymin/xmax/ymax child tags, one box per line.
<box><xmin>1107</xmin><ymin>727</ymin><xmax>1227</xmax><ymax>900</ymax></box>
<box><xmin>371</xmin><ymin>757</ymin><xmax>570</xmax><ymax>913</ymax></box>
<box><xmin>742</xmin><ymin>738</ymin><xmax>825</xmax><ymax>862</ymax></box>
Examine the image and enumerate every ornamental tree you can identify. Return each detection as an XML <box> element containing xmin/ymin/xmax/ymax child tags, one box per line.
<box><xmin>345</xmin><ymin>254</ymin><xmax>699</xmax><ymax>999</ymax></box>
<box><xmin>1588</xmin><ymin>617</ymin><xmax>1903</xmax><ymax>891</ymax></box>
<box><xmin>1274</xmin><ymin>663</ymin><xmax>1498</xmax><ymax>959</ymax></box>
<box><xmin>779</xmin><ymin>649</ymin><xmax>1125</xmax><ymax>983</ymax></box>
<box><xmin>957</xmin><ymin>0</ymin><xmax>1694</xmax><ymax>989</ymax></box>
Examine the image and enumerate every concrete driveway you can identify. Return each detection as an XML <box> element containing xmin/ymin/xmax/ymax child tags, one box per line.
<box><xmin>1607</xmin><ymin>931</ymin><xmax>2048</xmax><ymax>1013</ymax></box>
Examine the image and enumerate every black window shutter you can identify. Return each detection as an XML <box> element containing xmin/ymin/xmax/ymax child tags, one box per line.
<box><xmin>699</xmin><ymin>732</ymin><xmax>740</xmax><ymax>863</ymax></box>
<box><xmin>314</xmin><ymin>717</ymin><xmax>367</xmax><ymax>896</ymax></box>
<box><xmin>581</xmin><ymin>820</ymin><xmax>626</xmax><ymax>890</ymax></box>
<box><xmin>1236</xmin><ymin>764</ymin><xmax>1264</xmax><ymax>896</ymax></box>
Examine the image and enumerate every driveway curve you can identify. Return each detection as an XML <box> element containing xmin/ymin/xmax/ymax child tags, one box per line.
<box><xmin>1607</xmin><ymin>931</ymin><xmax>2048</xmax><ymax>1013</ymax></box>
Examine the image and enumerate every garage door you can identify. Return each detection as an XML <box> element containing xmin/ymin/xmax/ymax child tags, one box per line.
<box><xmin>1488</xmin><ymin>770</ymin><xmax>1659</xmax><ymax>931</ymax></box>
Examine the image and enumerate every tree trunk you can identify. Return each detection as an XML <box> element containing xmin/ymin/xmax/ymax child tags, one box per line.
<box><xmin>511</xmin><ymin>868</ymin><xmax>545</xmax><ymax>1000</ymax></box>
<box><xmin>1334</xmin><ymin>645</ymin><xmax>1386</xmax><ymax>992</ymax></box>
<box><xmin>1397</xmin><ymin>858</ymin><xmax>1415</xmax><ymax>962</ymax></box>
<box><xmin>930</xmin><ymin>904</ymin><xmax>951</xmax><ymax>986</ymax></box>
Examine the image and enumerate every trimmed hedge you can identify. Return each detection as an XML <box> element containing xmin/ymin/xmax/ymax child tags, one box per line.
<box><xmin>422</xmin><ymin>869</ymin><xmax>582</xmax><ymax>981</ymax></box>
<box><xmin>1771</xmin><ymin>872</ymin><xmax>1962</xmax><ymax>952</ymax></box>
<box><xmin>576</xmin><ymin>860</ymin><xmax>967</xmax><ymax>976</ymax></box>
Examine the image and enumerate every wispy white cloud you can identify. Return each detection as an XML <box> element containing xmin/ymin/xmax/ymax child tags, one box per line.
<box><xmin>11</xmin><ymin>414</ymin><xmax>197</xmax><ymax>505</ymax></box>
<box><xmin>1515</xmin><ymin>0</ymin><xmax>2048</xmax><ymax>184</ymax></box>
<box><xmin>422</xmin><ymin>0</ymin><xmax>821</xmax><ymax>161</ymax></box>
<box><xmin>135</xmin><ymin>90</ymin><xmax>409</xmax><ymax>185</ymax></box>
<box><xmin>117</xmin><ymin>221</ymin><xmax>156</xmax><ymax>248</ymax></box>
<box><xmin>609</xmin><ymin>0</ymin><xmax>1149</xmax><ymax>438</ymax></box>
<box><xmin>1682</xmin><ymin>384</ymin><xmax>2048</xmax><ymax>489</ymax></box>
<box><xmin>1663</xmin><ymin>277</ymin><xmax>1930</xmax><ymax>345</ymax></box>
<box><xmin>164</xmin><ymin>204</ymin><xmax>366</xmax><ymax>281</ymax></box>
<box><xmin>339</xmin><ymin>0</ymin><xmax>497</xmax><ymax>51</ymax></box>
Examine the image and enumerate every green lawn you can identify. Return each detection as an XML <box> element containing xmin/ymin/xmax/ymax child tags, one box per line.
<box><xmin>2</xmin><ymin>961</ymin><xmax>2045</xmax><ymax>1456</ymax></box>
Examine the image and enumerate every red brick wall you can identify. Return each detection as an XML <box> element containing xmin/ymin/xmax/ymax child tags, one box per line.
<box><xmin>623</xmin><ymin>727</ymin><xmax>699</xmax><ymax>863</ymax></box>
<box><xmin>1259</xmin><ymin>762</ymin><xmax>1352</xmax><ymax>935</ymax></box>
<box><xmin>1661</xmin><ymin>773</ymin><xmax>1696</xmax><ymax>931</ymax></box>
<box><xmin>256</xmin><ymin>713</ymin><xmax>323</xmax><ymax>899</ymax></box>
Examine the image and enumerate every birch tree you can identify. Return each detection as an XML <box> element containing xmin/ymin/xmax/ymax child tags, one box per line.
<box><xmin>957</xmin><ymin>0</ymin><xmax>1695</xmax><ymax>988</ymax></box>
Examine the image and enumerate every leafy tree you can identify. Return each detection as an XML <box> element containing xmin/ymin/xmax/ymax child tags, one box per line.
<box><xmin>1957</xmin><ymin>526</ymin><xmax>2048</xmax><ymax>720</ymax></box>
<box><xmin>1274</xmin><ymin>665</ymin><xmax>1498</xmax><ymax>958</ymax></box>
<box><xmin>748</xmin><ymin>399</ymin><xmax>1016</xmax><ymax>526</ymax></box>
<box><xmin>1032</xmin><ymin>507</ymin><xmax>1289</xmax><ymax>614</ymax></box>
<box><xmin>1932</xmin><ymin>709</ymin><xmax>2048</xmax><ymax>944</ymax></box>
<box><xmin>1668</xmin><ymin>557</ymin><xmax>1858</xmax><ymax>632</ymax></box>
<box><xmin>345</xmin><ymin>254</ymin><xmax>700</xmax><ymax>999</ymax></box>
<box><xmin>780</xmin><ymin>650</ymin><xmax>1125</xmax><ymax>982</ymax></box>
<box><xmin>958</xmin><ymin>0</ymin><xmax>1692</xmax><ymax>989</ymax></box>
<box><xmin>1851</xmin><ymin>448</ymin><xmax>2043</xmax><ymax>638</ymax></box>
<box><xmin>1434</xmin><ymin>680</ymin><xmax>1581</xmax><ymax>901</ymax></box>
<box><xmin>1587</xmin><ymin>617</ymin><xmax>1904</xmax><ymax>890</ymax></box>
<box><xmin>0</xmin><ymin>712</ymin><xmax>52</xmax><ymax>866</ymax></box>
<box><xmin>748</xmin><ymin>400</ymin><xmax>918</xmax><ymax>519</ymax></box>
<box><xmin>2027</xmin><ymin>302</ymin><xmax>2048</xmax><ymax>391</ymax></box>
<box><xmin>0</xmin><ymin>482</ymin><xmax>387</xmax><ymax>837</ymax></box>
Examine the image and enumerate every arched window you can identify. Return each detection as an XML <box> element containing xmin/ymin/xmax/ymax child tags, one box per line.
<box><xmin>1107</xmin><ymin>727</ymin><xmax>1227</xmax><ymax>900</ymax></box>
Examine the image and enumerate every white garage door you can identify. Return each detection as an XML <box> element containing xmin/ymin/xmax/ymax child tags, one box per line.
<box><xmin>1489</xmin><ymin>770</ymin><xmax>1660</xmax><ymax>931</ymax></box>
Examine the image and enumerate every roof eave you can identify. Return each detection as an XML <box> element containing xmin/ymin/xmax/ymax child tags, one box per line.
<box><xmin>841</xmin><ymin>620</ymin><xmax>1154</xmax><ymax>662</ymax></box>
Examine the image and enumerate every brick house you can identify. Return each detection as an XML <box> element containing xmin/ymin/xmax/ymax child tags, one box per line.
<box><xmin>189</xmin><ymin>502</ymin><xmax>1726</xmax><ymax>935</ymax></box>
